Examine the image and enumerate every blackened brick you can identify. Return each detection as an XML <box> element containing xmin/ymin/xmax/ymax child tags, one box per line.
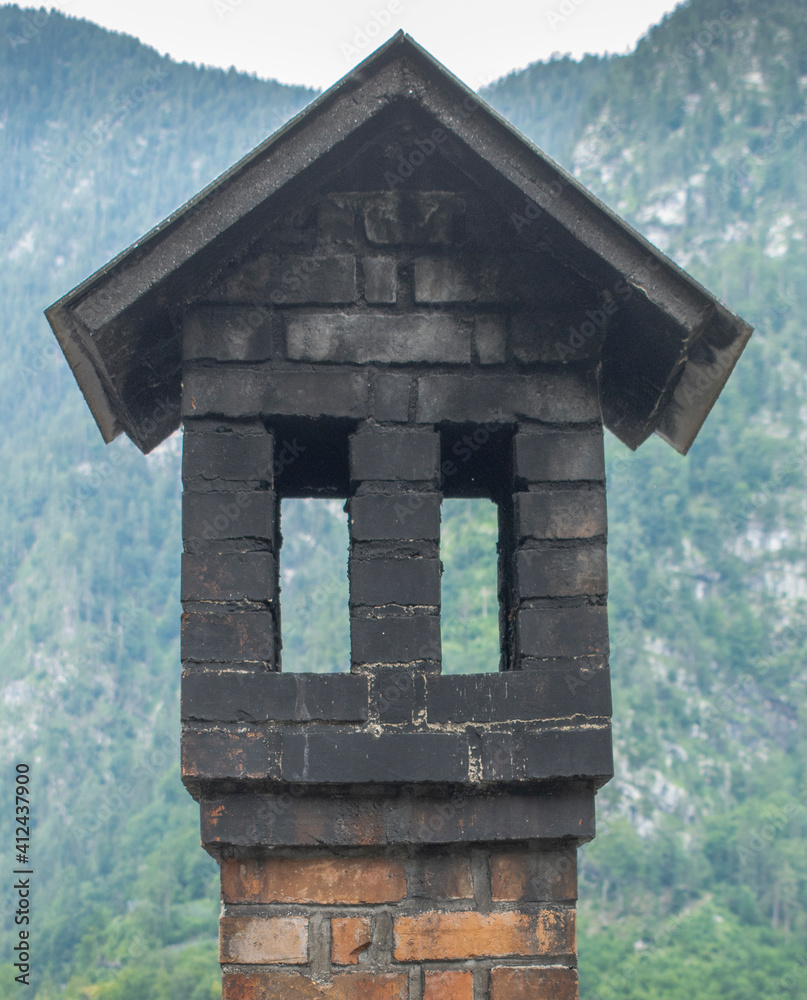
<box><xmin>350</xmin><ymin>428</ymin><xmax>440</xmax><ymax>482</ymax></box>
<box><xmin>215</xmin><ymin>254</ymin><xmax>356</xmax><ymax>304</ymax></box>
<box><xmin>181</xmin><ymin>551</ymin><xmax>277</xmax><ymax>602</ymax></box>
<box><xmin>350</xmin><ymin>558</ymin><xmax>440</xmax><ymax>607</ymax></box>
<box><xmin>480</xmin><ymin>727</ymin><xmax>612</xmax><ymax>782</ymax></box>
<box><xmin>362</xmin><ymin>192</ymin><xmax>465</xmax><ymax>245</ymax></box>
<box><xmin>511</xmin><ymin>310</ymin><xmax>603</xmax><ymax>363</ymax></box>
<box><xmin>416</xmin><ymin>372</ymin><xmax>601</xmax><ymax>424</ymax></box>
<box><xmin>183</xmin><ymin>306</ymin><xmax>276</xmax><ymax>361</ymax></box>
<box><xmin>318</xmin><ymin>195</ymin><xmax>356</xmax><ymax>243</ymax></box>
<box><xmin>348</xmin><ymin>494</ymin><xmax>441</xmax><ymax>540</ymax></box>
<box><xmin>426</xmin><ymin>666</ymin><xmax>611</xmax><ymax>723</ymax></box>
<box><xmin>351</xmin><ymin>615</ymin><xmax>440</xmax><ymax>666</ymax></box>
<box><xmin>518</xmin><ymin>607</ymin><xmax>609</xmax><ymax>660</ymax></box>
<box><xmin>181</xmin><ymin>609</ymin><xmax>275</xmax><ymax>663</ymax></box>
<box><xmin>374</xmin><ymin>374</ymin><xmax>411</xmax><ymax>423</ymax></box>
<box><xmin>286</xmin><ymin>314</ymin><xmax>471</xmax><ymax>365</ymax></box>
<box><xmin>515</xmin><ymin>490</ymin><xmax>606</xmax><ymax>541</ymax></box>
<box><xmin>182</xmin><ymin>671</ymin><xmax>370</xmax><ymax>723</ymax></box>
<box><xmin>474</xmin><ymin>315</ymin><xmax>507</xmax><ymax>364</ymax></box>
<box><xmin>515</xmin><ymin>545</ymin><xmax>607</xmax><ymax>598</ymax></box>
<box><xmin>182</xmin><ymin>490</ymin><xmax>276</xmax><ymax>548</ymax></box>
<box><xmin>409</xmin><ymin>856</ymin><xmax>474</xmax><ymax>900</ymax></box>
<box><xmin>182</xmin><ymin>427</ymin><xmax>273</xmax><ymax>484</ymax></box>
<box><xmin>523</xmin><ymin>727</ymin><xmax>613</xmax><ymax>781</ymax></box>
<box><xmin>490</xmin><ymin>850</ymin><xmax>577</xmax><ymax>902</ymax></box>
<box><xmin>182</xmin><ymin>726</ymin><xmax>275</xmax><ymax>780</ymax></box>
<box><xmin>264</xmin><ymin>371</ymin><xmax>370</xmax><ymax>419</ymax></box>
<box><xmin>183</xmin><ymin>368</ymin><xmax>370</xmax><ymax>420</ymax></box>
<box><xmin>480</xmin><ymin>731</ymin><xmax>526</xmax><ymax>780</ymax></box>
<box><xmin>281</xmin><ymin>730</ymin><xmax>468</xmax><ymax>783</ymax></box>
<box><xmin>364</xmin><ymin>258</ymin><xmax>398</xmax><ymax>303</ymax></box>
<box><xmin>414</xmin><ymin>257</ymin><xmax>502</xmax><ymax>303</ymax></box>
<box><xmin>376</xmin><ymin>670</ymin><xmax>416</xmax><ymax>724</ymax></box>
<box><xmin>514</xmin><ymin>430</ymin><xmax>605</xmax><ymax>483</ymax></box>
<box><xmin>203</xmin><ymin>786</ymin><xmax>596</xmax><ymax>848</ymax></box>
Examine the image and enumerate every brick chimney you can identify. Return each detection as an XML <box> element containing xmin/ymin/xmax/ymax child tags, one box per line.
<box><xmin>45</xmin><ymin>32</ymin><xmax>752</xmax><ymax>1000</ymax></box>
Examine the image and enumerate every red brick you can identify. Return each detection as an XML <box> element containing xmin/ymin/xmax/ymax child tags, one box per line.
<box><xmin>490</xmin><ymin>851</ymin><xmax>577</xmax><ymax>902</ymax></box>
<box><xmin>424</xmin><ymin>970</ymin><xmax>474</xmax><ymax>1000</ymax></box>
<box><xmin>332</xmin><ymin>916</ymin><xmax>373</xmax><ymax>965</ymax></box>
<box><xmin>223</xmin><ymin>970</ymin><xmax>408</xmax><ymax>999</ymax></box>
<box><xmin>393</xmin><ymin>909</ymin><xmax>575</xmax><ymax>961</ymax></box>
<box><xmin>221</xmin><ymin>856</ymin><xmax>406</xmax><ymax>904</ymax></box>
<box><xmin>491</xmin><ymin>966</ymin><xmax>579</xmax><ymax>1000</ymax></box>
<box><xmin>219</xmin><ymin>915</ymin><xmax>307</xmax><ymax>964</ymax></box>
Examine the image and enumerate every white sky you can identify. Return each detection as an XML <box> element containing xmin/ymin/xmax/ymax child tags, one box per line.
<box><xmin>45</xmin><ymin>0</ymin><xmax>687</xmax><ymax>90</ymax></box>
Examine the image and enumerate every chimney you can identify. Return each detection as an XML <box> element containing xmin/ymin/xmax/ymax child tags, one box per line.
<box><xmin>45</xmin><ymin>33</ymin><xmax>752</xmax><ymax>1000</ymax></box>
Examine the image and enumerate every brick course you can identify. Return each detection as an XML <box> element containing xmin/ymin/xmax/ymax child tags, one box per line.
<box><xmin>331</xmin><ymin>916</ymin><xmax>373</xmax><ymax>965</ymax></box>
<box><xmin>219</xmin><ymin>915</ymin><xmax>307</xmax><ymax>964</ymax></box>
<box><xmin>423</xmin><ymin>970</ymin><xmax>474</xmax><ymax>999</ymax></box>
<box><xmin>223</xmin><ymin>971</ymin><xmax>409</xmax><ymax>1000</ymax></box>
<box><xmin>286</xmin><ymin>314</ymin><xmax>471</xmax><ymax>364</ymax></box>
<box><xmin>181</xmin><ymin>608</ymin><xmax>275</xmax><ymax>664</ymax></box>
<box><xmin>393</xmin><ymin>909</ymin><xmax>575</xmax><ymax>961</ymax></box>
<box><xmin>490</xmin><ymin>966</ymin><xmax>579</xmax><ymax>1000</ymax></box>
<box><xmin>221</xmin><ymin>857</ymin><xmax>406</xmax><ymax>905</ymax></box>
<box><xmin>490</xmin><ymin>851</ymin><xmax>577</xmax><ymax>902</ymax></box>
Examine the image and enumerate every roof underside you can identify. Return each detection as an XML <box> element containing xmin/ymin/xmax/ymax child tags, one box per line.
<box><xmin>45</xmin><ymin>32</ymin><xmax>751</xmax><ymax>456</ymax></box>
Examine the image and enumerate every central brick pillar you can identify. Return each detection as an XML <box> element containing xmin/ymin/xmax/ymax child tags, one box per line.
<box><xmin>219</xmin><ymin>846</ymin><xmax>579</xmax><ymax>999</ymax></box>
<box><xmin>348</xmin><ymin>425</ymin><xmax>442</xmax><ymax>673</ymax></box>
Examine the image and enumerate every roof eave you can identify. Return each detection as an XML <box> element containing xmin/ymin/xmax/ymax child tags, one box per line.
<box><xmin>45</xmin><ymin>301</ymin><xmax>123</xmax><ymax>444</ymax></box>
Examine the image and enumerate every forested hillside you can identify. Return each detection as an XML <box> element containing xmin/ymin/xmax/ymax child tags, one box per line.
<box><xmin>1</xmin><ymin>2</ymin><xmax>805</xmax><ymax>997</ymax></box>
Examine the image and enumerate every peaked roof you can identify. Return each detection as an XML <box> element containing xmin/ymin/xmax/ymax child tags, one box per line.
<box><xmin>45</xmin><ymin>32</ymin><xmax>751</xmax><ymax>455</ymax></box>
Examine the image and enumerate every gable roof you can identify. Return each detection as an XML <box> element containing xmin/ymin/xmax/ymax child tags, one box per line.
<box><xmin>45</xmin><ymin>32</ymin><xmax>751</xmax><ymax>455</ymax></box>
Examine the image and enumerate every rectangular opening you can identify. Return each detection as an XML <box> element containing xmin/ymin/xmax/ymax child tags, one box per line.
<box><xmin>439</xmin><ymin>423</ymin><xmax>514</xmax><ymax>500</ymax></box>
<box><xmin>279</xmin><ymin>497</ymin><xmax>350</xmax><ymax>672</ymax></box>
<box><xmin>440</xmin><ymin>497</ymin><xmax>501</xmax><ymax>674</ymax></box>
<box><xmin>269</xmin><ymin>417</ymin><xmax>354</xmax><ymax>497</ymax></box>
